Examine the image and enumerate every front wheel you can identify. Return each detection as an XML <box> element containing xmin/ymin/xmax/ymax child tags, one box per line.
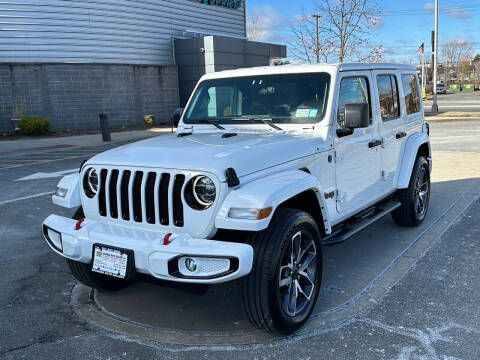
<box><xmin>66</xmin><ymin>207</ymin><xmax>131</xmax><ymax>291</ymax></box>
<box><xmin>239</xmin><ymin>208</ymin><xmax>323</xmax><ymax>334</ymax></box>
<box><xmin>392</xmin><ymin>156</ymin><xmax>431</xmax><ymax>227</ymax></box>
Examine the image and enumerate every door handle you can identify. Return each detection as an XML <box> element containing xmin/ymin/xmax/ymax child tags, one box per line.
<box><xmin>368</xmin><ymin>139</ymin><xmax>383</xmax><ymax>148</ymax></box>
<box><xmin>396</xmin><ymin>132</ymin><xmax>407</xmax><ymax>139</ymax></box>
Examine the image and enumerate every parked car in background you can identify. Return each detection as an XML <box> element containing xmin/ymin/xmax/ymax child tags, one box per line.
<box><xmin>43</xmin><ymin>63</ymin><xmax>432</xmax><ymax>335</ymax></box>
<box><xmin>436</xmin><ymin>83</ymin><xmax>446</xmax><ymax>94</ymax></box>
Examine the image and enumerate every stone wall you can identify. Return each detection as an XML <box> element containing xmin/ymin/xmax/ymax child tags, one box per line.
<box><xmin>0</xmin><ymin>64</ymin><xmax>179</xmax><ymax>134</ymax></box>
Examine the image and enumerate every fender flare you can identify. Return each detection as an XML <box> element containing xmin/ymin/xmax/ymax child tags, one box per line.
<box><xmin>215</xmin><ymin>170</ymin><xmax>331</xmax><ymax>233</ymax></box>
<box><xmin>397</xmin><ymin>132</ymin><xmax>431</xmax><ymax>189</ymax></box>
<box><xmin>52</xmin><ymin>173</ymin><xmax>81</xmax><ymax>208</ymax></box>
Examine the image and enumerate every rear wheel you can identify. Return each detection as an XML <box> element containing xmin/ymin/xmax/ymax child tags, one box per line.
<box><xmin>392</xmin><ymin>156</ymin><xmax>431</xmax><ymax>227</ymax></box>
<box><xmin>239</xmin><ymin>208</ymin><xmax>323</xmax><ymax>334</ymax></box>
<box><xmin>66</xmin><ymin>207</ymin><xmax>131</xmax><ymax>291</ymax></box>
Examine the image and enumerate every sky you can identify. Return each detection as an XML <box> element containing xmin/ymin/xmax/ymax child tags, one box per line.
<box><xmin>246</xmin><ymin>0</ymin><xmax>480</xmax><ymax>63</ymax></box>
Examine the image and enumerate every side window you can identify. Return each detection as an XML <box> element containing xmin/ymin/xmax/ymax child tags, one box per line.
<box><xmin>337</xmin><ymin>76</ymin><xmax>371</xmax><ymax>128</ymax></box>
<box><xmin>377</xmin><ymin>75</ymin><xmax>400</xmax><ymax>121</ymax></box>
<box><xmin>402</xmin><ymin>74</ymin><xmax>421</xmax><ymax>115</ymax></box>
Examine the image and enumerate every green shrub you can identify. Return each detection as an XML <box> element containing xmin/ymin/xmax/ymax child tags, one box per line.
<box><xmin>143</xmin><ymin>114</ymin><xmax>155</xmax><ymax>127</ymax></box>
<box><xmin>18</xmin><ymin>116</ymin><xmax>50</xmax><ymax>135</ymax></box>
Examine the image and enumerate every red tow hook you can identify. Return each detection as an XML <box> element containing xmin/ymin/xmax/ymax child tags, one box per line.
<box><xmin>75</xmin><ymin>218</ymin><xmax>85</xmax><ymax>230</ymax></box>
<box><xmin>163</xmin><ymin>233</ymin><xmax>173</xmax><ymax>245</ymax></box>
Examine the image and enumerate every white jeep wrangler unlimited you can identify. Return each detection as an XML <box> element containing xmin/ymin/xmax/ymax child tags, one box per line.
<box><xmin>43</xmin><ymin>63</ymin><xmax>431</xmax><ymax>334</ymax></box>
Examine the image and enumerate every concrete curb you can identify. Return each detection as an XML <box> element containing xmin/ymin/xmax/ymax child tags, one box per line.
<box><xmin>0</xmin><ymin>127</ymin><xmax>174</xmax><ymax>155</ymax></box>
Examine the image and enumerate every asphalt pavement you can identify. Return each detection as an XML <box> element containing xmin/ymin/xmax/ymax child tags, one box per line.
<box><xmin>424</xmin><ymin>91</ymin><xmax>480</xmax><ymax>113</ymax></box>
<box><xmin>1</xmin><ymin>120</ymin><xmax>479</xmax><ymax>359</ymax></box>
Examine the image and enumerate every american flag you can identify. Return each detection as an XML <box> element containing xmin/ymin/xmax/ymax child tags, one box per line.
<box><xmin>417</xmin><ymin>43</ymin><xmax>424</xmax><ymax>54</ymax></box>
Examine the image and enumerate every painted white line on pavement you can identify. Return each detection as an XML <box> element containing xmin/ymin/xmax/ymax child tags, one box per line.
<box><xmin>15</xmin><ymin>168</ymin><xmax>78</xmax><ymax>181</ymax></box>
<box><xmin>0</xmin><ymin>191</ymin><xmax>53</xmax><ymax>206</ymax></box>
<box><xmin>0</xmin><ymin>155</ymin><xmax>86</xmax><ymax>170</ymax></box>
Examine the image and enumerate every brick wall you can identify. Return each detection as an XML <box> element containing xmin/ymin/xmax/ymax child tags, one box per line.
<box><xmin>0</xmin><ymin>64</ymin><xmax>179</xmax><ymax>134</ymax></box>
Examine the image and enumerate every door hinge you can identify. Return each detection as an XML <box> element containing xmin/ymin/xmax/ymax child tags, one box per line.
<box><xmin>334</xmin><ymin>150</ymin><xmax>344</xmax><ymax>163</ymax></box>
<box><xmin>382</xmin><ymin>170</ymin><xmax>388</xmax><ymax>181</ymax></box>
<box><xmin>336</xmin><ymin>189</ymin><xmax>347</xmax><ymax>203</ymax></box>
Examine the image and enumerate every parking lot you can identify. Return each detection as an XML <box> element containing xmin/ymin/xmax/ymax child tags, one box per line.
<box><xmin>424</xmin><ymin>91</ymin><xmax>480</xmax><ymax>113</ymax></box>
<box><xmin>1</xmin><ymin>119</ymin><xmax>480</xmax><ymax>359</ymax></box>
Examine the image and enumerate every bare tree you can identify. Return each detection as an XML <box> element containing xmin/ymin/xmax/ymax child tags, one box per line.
<box><xmin>474</xmin><ymin>54</ymin><xmax>480</xmax><ymax>87</ymax></box>
<box><xmin>358</xmin><ymin>45</ymin><xmax>384</xmax><ymax>62</ymax></box>
<box><xmin>288</xmin><ymin>14</ymin><xmax>336</xmax><ymax>63</ymax></box>
<box><xmin>289</xmin><ymin>0</ymin><xmax>379</xmax><ymax>63</ymax></box>
<box><xmin>247</xmin><ymin>14</ymin><xmax>264</xmax><ymax>41</ymax></box>
<box><xmin>441</xmin><ymin>39</ymin><xmax>473</xmax><ymax>84</ymax></box>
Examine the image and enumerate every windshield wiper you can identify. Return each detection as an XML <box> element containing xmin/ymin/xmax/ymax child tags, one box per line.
<box><xmin>197</xmin><ymin>119</ymin><xmax>225</xmax><ymax>130</ymax></box>
<box><xmin>231</xmin><ymin>117</ymin><xmax>283</xmax><ymax>131</ymax></box>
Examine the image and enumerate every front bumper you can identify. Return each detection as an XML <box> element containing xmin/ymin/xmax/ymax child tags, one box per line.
<box><xmin>42</xmin><ymin>215</ymin><xmax>253</xmax><ymax>284</ymax></box>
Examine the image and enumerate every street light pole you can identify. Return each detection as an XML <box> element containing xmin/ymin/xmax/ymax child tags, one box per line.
<box><xmin>432</xmin><ymin>0</ymin><xmax>439</xmax><ymax>112</ymax></box>
<box><xmin>313</xmin><ymin>14</ymin><xmax>321</xmax><ymax>63</ymax></box>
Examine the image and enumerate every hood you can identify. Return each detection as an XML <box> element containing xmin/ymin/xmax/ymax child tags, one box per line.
<box><xmin>88</xmin><ymin>132</ymin><xmax>325</xmax><ymax>181</ymax></box>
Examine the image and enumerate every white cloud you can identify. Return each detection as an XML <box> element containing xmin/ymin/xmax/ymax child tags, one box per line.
<box><xmin>367</xmin><ymin>15</ymin><xmax>384</xmax><ymax>29</ymax></box>
<box><xmin>423</xmin><ymin>2</ymin><xmax>471</xmax><ymax>19</ymax></box>
<box><xmin>247</xmin><ymin>5</ymin><xmax>287</xmax><ymax>43</ymax></box>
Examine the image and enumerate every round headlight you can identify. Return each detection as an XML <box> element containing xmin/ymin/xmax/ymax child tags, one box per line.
<box><xmin>84</xmin><ymin>168</ymin><xmax>98</xmax><ymax>197</ymax></box>
<box><xmin>191</xmin><ymin>176</ymin><xmax>217</xmax><ymax>209</ymax></box>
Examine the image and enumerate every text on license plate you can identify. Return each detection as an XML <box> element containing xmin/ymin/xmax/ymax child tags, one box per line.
<box><xmin>92</xmin><ymin>245</ymin><xmax>128</xmax><ymax>279</ymax></box>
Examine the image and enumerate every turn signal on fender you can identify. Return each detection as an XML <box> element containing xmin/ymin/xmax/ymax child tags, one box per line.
<box><xmin>228</xmin><ymin>206</ymin><xmax>273</xmax><ymax>220</ymax></box>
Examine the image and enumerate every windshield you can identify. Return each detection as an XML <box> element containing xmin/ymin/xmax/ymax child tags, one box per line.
<box><xmin>183</xmin><ymin>73</ymin><xmax>331</xmax><ymax>125</ymax></box>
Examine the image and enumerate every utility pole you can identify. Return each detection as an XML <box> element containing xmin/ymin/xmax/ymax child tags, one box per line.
<box><xmin>422</xmin><ymin>40</ymin><xmax>426</xmax><ymax>90</ymax></box>
<box><xmin>312</xmin><ymin>14</ymin><xmax>321</xmax><ymax>63</ymax></box>
<box><xmin>432</xmin><ymin>0</ymin><xmax>439</xmax><ymax>112</ymax></box>
<box><xmin>422</xmin><ymin>49</ymin><xmax>426</xmax><ymax>89</ymax></box>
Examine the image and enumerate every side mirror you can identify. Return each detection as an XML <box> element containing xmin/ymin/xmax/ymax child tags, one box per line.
<box><xmin>344</xmin><ymin>103</ymin><xmax>369</xmax><ymax>129</ymax></box>
<box><xmin>172</xmin><ymin>108</ymin><xmax>184</xmax><ymax>127</ymax></box>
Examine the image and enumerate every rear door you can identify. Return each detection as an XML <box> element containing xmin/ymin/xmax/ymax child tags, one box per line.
<box><xmin>334</xmin><ymin>71</ymin><xmax>383</xmax><ymax>217</ymax></box>
<box><xmin>373</xmin><ymin>71</ymin><xmax>406</xmax><ymax>194</ymax></box>
<box><xmin>401</xmin><ymin>73</ymin><xmax>424</xmax><ymax>138</ymax></box>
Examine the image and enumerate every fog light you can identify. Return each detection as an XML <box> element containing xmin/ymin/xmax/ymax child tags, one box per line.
<box><xmin>46</xmin><ymin>228</ymin><xmax>62</xmax><ymax>251</ymax></box>
<box><xmin>177</xmin><ymin>257</ymin><xmax>230</xmax><ymax>277</ymax></box>
<box><xmin>228</xmin><ymin>206</ymin><xmax>273</xmax><ymax>220</ymax></box>
<box><xmin>185</xmin><ymin>257</ymin><xmax>197</xmax><ymax>272</ymax></box>
<box><xmin>54</xmin><ymin>187</ymin><xmax>68</xmax><ymax>198</ymax></box>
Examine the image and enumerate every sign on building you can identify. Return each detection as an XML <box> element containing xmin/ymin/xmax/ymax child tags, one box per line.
<box><xmin>196</xmin><ymin>0</ymin><xmax>243</xmax><ymax>9</ymax></box>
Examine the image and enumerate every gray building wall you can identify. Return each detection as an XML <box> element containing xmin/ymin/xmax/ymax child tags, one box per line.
<box><xmin>0</xmin><ymin>0</ymin><xmax>246</xmax><ymax>65</ymax></box>
<box><xmin>0</xmin><ymin>2</ymin><xmax>289</xmax><ymax>133</ymax></box>
<box><xmin>175</xmin><ymin>36</ymin><xmax>287</xmax><ymax>106</ymax></box>
<box><xmin>0</xmin><ymin>64</ymin><xmax>179</xmax><ymax>134</ymax></box>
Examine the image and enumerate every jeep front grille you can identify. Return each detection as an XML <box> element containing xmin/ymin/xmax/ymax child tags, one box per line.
<box><xmin>97</xmin><ymin>169</ymin><xmax>185</xmax><ymax>227</ymax></box>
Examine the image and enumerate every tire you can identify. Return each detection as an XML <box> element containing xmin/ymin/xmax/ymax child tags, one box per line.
<box><xmin>392</xmin><ymin>156</ymin><xmax>431</xmax><ymax>227</ymax></box>
<box><xmin>239</xmin><ymin>208</ymin><xmax>323</xmax><ymax>335</ymax></box>
<box><xmin>66</xmin><ymin>207</ymin><xmax>131</xmax><ymax>291</ymax></box>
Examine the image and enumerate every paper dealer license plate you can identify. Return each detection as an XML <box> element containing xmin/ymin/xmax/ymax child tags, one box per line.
<box><xmin>92</xmin><ymin>245</ymin><xmax>129</xmax><ymax>279</ymax></box>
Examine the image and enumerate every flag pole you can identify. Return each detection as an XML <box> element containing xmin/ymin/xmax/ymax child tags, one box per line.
<box><xmin>422</xmin><ymin>41</ymin><xmax>426</xmax><ymax>89</ymax></box>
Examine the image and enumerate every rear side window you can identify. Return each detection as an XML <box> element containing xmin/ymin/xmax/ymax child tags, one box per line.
<box><xmin>337</xmin><ymin>76</ymin><xmax>371</xmax><ymax>128</ymax></box>
<box><xmin>402</xmin><ymin>74</ymin><xmax>421</xmax><ymax>114</ymax></box>
<box><xmin>377</xmin><ymin>75</ymin><xmax>400</xmax><ymax>121</ymax></box>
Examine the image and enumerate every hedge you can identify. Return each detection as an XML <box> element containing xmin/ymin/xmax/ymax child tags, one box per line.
<box><xmin>18</xmin><ymin>116</ymin><xmax>50</xmax><ymax>135</ymax></box>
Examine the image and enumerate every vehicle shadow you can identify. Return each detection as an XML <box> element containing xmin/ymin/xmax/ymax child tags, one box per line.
<box><xmin>93</xmin><ymin>177</ymin><xmax>480</xmax><ymax>337</ymax></box>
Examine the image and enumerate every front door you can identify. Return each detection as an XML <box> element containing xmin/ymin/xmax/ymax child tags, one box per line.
<box><xmin>334</xmin><ymin>72</ymin><xmax>383</xmax><ymax>217</ymax></box>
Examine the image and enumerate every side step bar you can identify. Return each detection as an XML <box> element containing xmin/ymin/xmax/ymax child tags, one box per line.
<box><xmin>322</xmin><ymin>200</ymin><xmax>401</xmax><ymax>246</ymax></box>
